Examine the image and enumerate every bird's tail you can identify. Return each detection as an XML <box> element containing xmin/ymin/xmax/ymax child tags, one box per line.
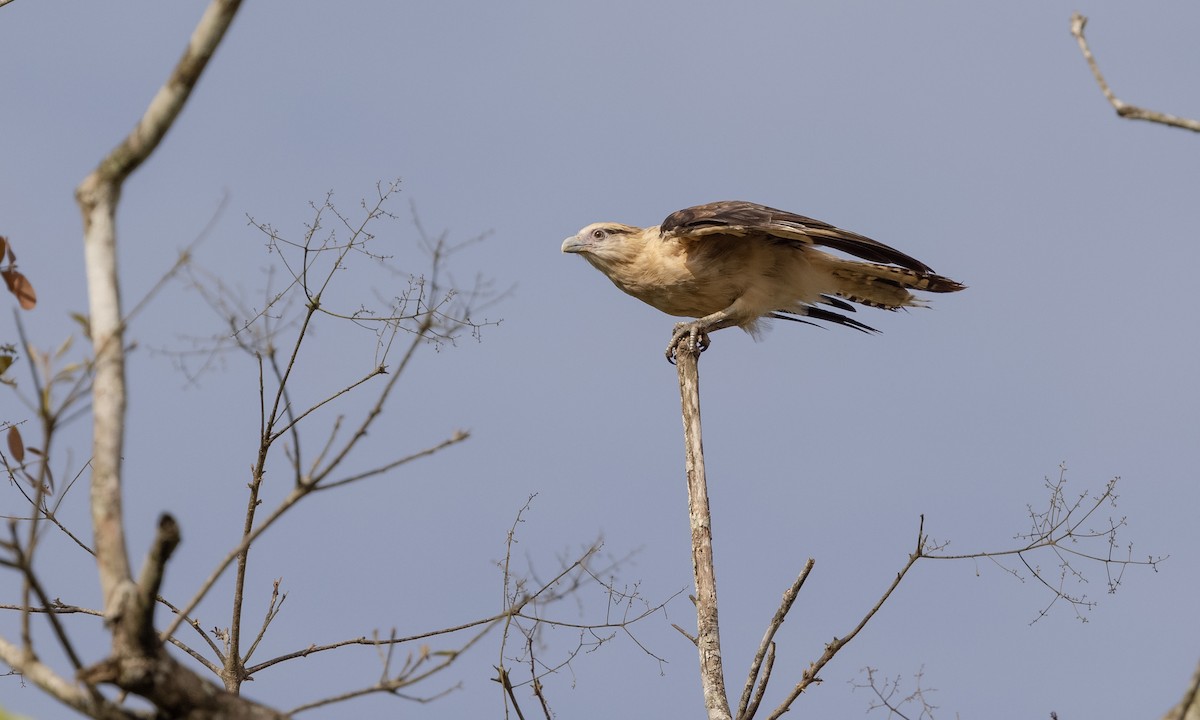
<box><xmin>817</xmin><ymin>256</ymin><xmax>965</xmax><ymax>310</ymax></box>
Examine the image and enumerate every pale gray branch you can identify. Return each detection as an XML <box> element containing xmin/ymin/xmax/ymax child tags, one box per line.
<box><xmin>0</xmin><ymin>636</ymin><xmax>147</xmax><ymax>720</ymax></box>
<box><xmin>738</xmin><ymin>559</ymin><xmax>814</xmax><ymax>720</ymax></box>
<box><xmin>765</xmin><ymin>519</ymin><xmax>926</xmax><ymax>720</ymax></box>
<box><xmin>676</xmin><ymin>343</ymin><xmax>733</xmax><ymax>720</ymax></box>
<box><xmin>1070</xmin><ymin>13</ymin><xmax>1200</xmax><ymax>133</ymax></box>
<box><xmin>75</xmin><ymin>0</ymin><xmax>243</xmax><ymax>621</ymax></box>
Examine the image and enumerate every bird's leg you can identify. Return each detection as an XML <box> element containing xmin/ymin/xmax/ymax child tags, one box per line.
<box><xmin>666</xmin><ymin>312</ymin><xmax>739</xmax><ymax>364</ymax></box>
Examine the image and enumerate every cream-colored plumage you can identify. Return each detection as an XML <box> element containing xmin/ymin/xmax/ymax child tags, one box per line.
<box><xmin>561</xmin><ymin>201</ymin><xmax>964</xmax><ymax>361</ymax></box>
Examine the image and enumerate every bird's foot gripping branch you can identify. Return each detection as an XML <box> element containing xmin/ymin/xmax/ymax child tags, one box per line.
<box><xmin>667</xmin><ymin>321</ymin><xmax>711</xmax><ymax>363</ymax></box>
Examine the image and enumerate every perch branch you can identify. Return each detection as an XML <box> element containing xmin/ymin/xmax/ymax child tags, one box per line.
<box><xmin>676</xmin><ymin>341</ymin><xmax>732</xmax><ymax>720</ymax></box>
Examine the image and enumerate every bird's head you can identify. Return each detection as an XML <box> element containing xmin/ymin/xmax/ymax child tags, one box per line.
<box><xmin>561</xmin><ymin>222</ymin><xmax>644</xmax><ymax>266</ymax></box>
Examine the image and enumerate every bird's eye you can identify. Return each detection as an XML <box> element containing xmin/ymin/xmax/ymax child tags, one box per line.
<box><xmin>591</xmin><ymin>228</ymin><xmax>606</xmax><ymax>241</ymax></box>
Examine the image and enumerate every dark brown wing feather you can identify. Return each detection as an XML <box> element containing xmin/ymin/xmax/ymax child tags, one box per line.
<box><xmin>660</xmin><ymin>200</ymin><xmax>934</xmax><ymax>274</ymax></box>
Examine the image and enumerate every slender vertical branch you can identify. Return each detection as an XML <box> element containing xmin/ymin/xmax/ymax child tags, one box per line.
<box><xmin>75</xmin><ymin>0</ymin><xmax>243</xmax><ymax>622</ymax></box>
<box><xmin>225</xmin><ymin>303</ymin><xmax>318</xmax><ymax>692</ymax></box>
<box><xmin>676</xmin><ymin>344</ymin><xmax>732</xmax><ymax>720</ymax></box>
<box><xmin>737</xmin><ymin>559</ymin><xmax>815</xmax><ymax>719</ymax></box>
<box><xmin>78</xmin><ymin>175</ymin><xmax>134</xmax><ymax>619</ymax></box>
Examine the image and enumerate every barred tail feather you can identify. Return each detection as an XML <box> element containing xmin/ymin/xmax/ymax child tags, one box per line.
<box><xmin>821</xmin><ymin>257</ymin><xmax>965</xmax><ymax>310</ymax></box>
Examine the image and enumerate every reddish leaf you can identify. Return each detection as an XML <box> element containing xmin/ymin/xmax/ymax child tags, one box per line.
<box><xmin>0</xmin><ymin>236</ymin><xmax>7</xmax><ymax>262</ymax></box>
<box><xmin>7</xmin><ymin>425</ymin><xmax>24</xmax><ymax>463</ymax></box>
<box><xmin>1</xmin><ymin>269</ymin><xmax>36</xmax><ymax>309</ymax></box>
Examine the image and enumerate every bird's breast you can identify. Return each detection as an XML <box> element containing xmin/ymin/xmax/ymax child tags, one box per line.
<box><xmin>605</xmin><ymin>243</ymin><xmax>745</xmax><ymax>318</ymax></box>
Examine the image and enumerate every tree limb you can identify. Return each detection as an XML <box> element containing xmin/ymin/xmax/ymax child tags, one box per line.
<box><xmin>63</xmin><ymin>2</ymin><xmax>297</xmax><ymax>718</ymax></box>
<box><xmin>134</xmin><ymin>514</ymin><xmax>181</xmax><ymax>649</ymax></box>
<box><xmin>0</xmin><ymin>637</ymin><xmax>147</xmax><ymax>720</ymax></box>
<box><xmin>1069</xmin><ymin>13</ymin><xmax>1200</xmax><ymax>133</ymax></box>
<box><xmin>737</xmin><ymin>559</ymin><xmax>814</xmax><ymax>720</ymax></box>
<box><xmin>765</xmin><ymin>517</ymin><xmax>927</xmax><ymax>720</ymax></box>
<box><xmin>676</xmin><ymin>342</ymin><xmax>732</xmax><ymax>720</ymax></box>
<box><xmin>75</xmin><ymin>0</ymin><xmax>242</xmax><ymax>619</ymax></box>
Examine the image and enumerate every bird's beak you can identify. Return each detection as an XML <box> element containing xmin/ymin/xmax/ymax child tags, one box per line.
<box><xmin>561</xmin><ymin>234</ymin><xmax>588</xmax><ymax>254</ymax></box>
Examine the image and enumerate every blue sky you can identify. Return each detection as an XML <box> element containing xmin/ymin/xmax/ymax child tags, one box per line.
<box><xmin>3</xmin><ymin>2</ymin><xmax>1199</xmax><ymax>718</ymax></box>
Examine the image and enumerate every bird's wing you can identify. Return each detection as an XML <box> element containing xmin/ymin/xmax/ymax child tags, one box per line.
<box><xmin>659</xmin><ymin>200</ymin><xmax>933</xmax><ymax>273</ymax></box>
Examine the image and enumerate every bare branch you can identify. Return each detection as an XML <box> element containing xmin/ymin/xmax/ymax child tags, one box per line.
<box><xmin>161</xmin><ymin>484</ymin><xmax>302</xmax><ymax>642</ymax></box>
<box><xmin>494</xmin><ymin>665</ymin><xmax>528</xmax><ymax>720</ymax></box>
<box><xmin>155</xmin><ymin>578</ymin><xmax>227</xmax><ymax>673</ymax></box>
<box><xmin>74</xmin><ymin>0</ymin><xmax>242</xmax><ymax>624</ymax></box>
<box><xmin>242</xmin><ymin>578</ymin><xmax>286</xmax><ymax>665</ymax></box>
<box><xmin>0</xmin><ymin>636</ymin><xmax>148</xmax><ymax>720</ymax></box>
<box><xmin>287</xmin><ymin>622</ymin><xmax>490</xmax><ymax>715</ymax></box>
<box><xmin>1069</xmin><ymin>13</ymin><xmax>1200</xmax><ymax>133</ymax></box>
<box><xmin>159</xmin><ymin>191</ymin><xmax>493</xmax><ymax>663</ymax></box>
<box><xmin>247</xmin><ymin>615</ymin><xmax>502</xmax><ymax>676</ymax></box>
<box><xmin>4</xmin><ymin>524</ymin><xmax>86</xmax><ymax>672</ymax></box>
<box><xmin>765</xmin><ymin>519</ymin><xmax>927</xmax><ymax>720</ymax></box>
<box><xmin>925</xmin><ymin>468</ymin><xmax>1164</xmax><ymax>623</ymax></box>
<box><xmin>851</xmin><ymin>666</ymin><xmax>939</xmax><ymax>720</ymax></box>
<box><xmin>266</xmin><ymin>365</ymin><xmax>387</xmax><ymax>445</ymax></box>
<box><xmin>313</xmin><ymin>429</ymin><xmax>469</xmax><ymax>492</ymax></box>
<box><xmin>737</xmin><ymin>558</ymin><xmax>814</xmax><ymax>720</ymax></box>
<box><xmin>134</xmin><ymin>515</ymin><xmax>181</xmax><ymax>647</ymax></box>
<box><xmin>0</xmin><ymin>601</ymin><xmax>102</xmax><ymax>617</ymax></box>
<box><xmin>675</xmin><ymin>343</ymin><xmax>732</xmax><ymax>720</ymax></box>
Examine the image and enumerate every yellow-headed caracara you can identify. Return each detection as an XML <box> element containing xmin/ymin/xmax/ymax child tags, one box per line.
<box><xmin>561</xmin><ymin>200</ymin><xmax>965</xmax><ymax>362</ymax></box>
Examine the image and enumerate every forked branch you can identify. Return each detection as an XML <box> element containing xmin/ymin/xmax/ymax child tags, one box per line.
<box><xmin>737</xmin><ymin>559</ymin><xmax>814</xmax><ymax>720</ymax></box>
<box><xmin>763</xmin><ymin>519</ymin><xmax>927</xmax><ymax>720</ymax></box>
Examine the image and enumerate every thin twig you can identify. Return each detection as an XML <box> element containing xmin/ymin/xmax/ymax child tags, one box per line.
<box><xmin>5</xmin><ymin>525</ymin><xmax>85</xmax><ymax>671</ymax></box>
<box><xmin>243</xmin><ymin>578</ymin><xmax>285</xmax><ymax>664</ymax></box>
<box><xmin>313</xmin><ymin>430</ymin><xmax>469</xmax><ymax>492</ymax></box>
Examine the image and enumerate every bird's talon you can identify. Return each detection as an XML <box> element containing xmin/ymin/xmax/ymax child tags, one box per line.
<box><xmin>665</xmin><ymin>323</ymin><xmax>710</xmax><ymax>363</ymax></box>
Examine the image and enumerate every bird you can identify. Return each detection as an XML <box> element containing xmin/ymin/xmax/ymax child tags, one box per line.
<box><xmin>561</xmin><ymin>200</ymin><xmax>965</xmax><ymax>362</ymax></box>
